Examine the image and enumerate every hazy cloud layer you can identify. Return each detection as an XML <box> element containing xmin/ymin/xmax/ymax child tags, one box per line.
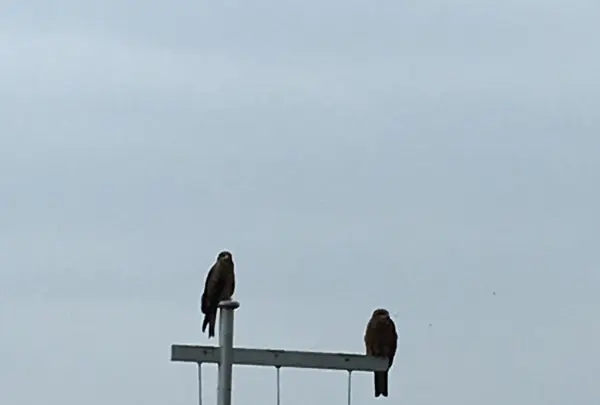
<box><xmin>1</xmin><ymin>1</ymin><xmax>599</xmax><ymax>404</ymax></box>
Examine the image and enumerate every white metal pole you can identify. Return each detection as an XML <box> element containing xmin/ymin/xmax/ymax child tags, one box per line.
<box><xmin>217</xmin><ymin>300</ymin><xmax>239</xmax><ymax>405</ymax></box>
<box><xmin>346</xmin><ymin>371</ymin><xmax>352</xmax><ymax>405</ymax></box>
<box><xmin>197</xmin><ymin>363</ymin><xmax>203</xmax><ymax>405</ymax></box>
<box><xmin>276</xmin><ymin>367</ymin><xmax>281</xmax><ymax>405</ymax></box>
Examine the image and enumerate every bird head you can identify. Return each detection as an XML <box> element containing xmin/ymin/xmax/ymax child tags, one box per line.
<box><xmin>217</xmin><ymin>251</ymin><xmax>233</xmax><ymax>262</ymax></box>
<box><xmin>372</xmin><ymin>308</ymin><xmax>390</xmax><ymax>318</ymax></box>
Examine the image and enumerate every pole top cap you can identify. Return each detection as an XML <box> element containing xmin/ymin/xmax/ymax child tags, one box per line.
<box><xmin>218</xmin><ymin>300</ymin><xmax>240</xmax><ymax>310</ymax></box>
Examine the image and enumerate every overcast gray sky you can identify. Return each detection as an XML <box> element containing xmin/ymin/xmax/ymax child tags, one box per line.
<box><xmin>1</xmin><ymin>1</ymin><xmax>599</xmax><ymax>404</ymax></box>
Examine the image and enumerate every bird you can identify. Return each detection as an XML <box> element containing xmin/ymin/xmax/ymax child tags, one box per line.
<box><xmin>200</xmin><ymin>251</ymin><xmax>236</xmax><ymax>338</ymax></box>
<box><xmin>364</xmin><ymin>308</ymin><xmax>398</xmax><ymax>398</ymax></box>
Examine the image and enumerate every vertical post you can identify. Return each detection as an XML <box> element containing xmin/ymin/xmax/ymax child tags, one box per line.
<box><xmin>275</xmin><ymin>367</ymin><xmax>281</xmax><ymax>405</ymax></box>
<box><xmin>217</xmin><ymin>300</ymin><xmax>240</xmax><ymax>405</ymax></box>
<box><xmin>346</xmin><ymin>371</ymin><xmax>352</xmax><ymax>405</ymax></box>
<box><xmin>197</xmin><ymin>363</ymin><xmax>203</xmax><ymax>405</ymax></box>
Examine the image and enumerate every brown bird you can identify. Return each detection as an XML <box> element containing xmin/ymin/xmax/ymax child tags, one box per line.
<box><xmin>201</xmin><ymin>251</ymin><xmax>236</xmax><ymax>338</ymax></box>
<box><xmin>364</xmin><ymin>308</ymin><xmax>398</xmax><ymax>398</ymax></box>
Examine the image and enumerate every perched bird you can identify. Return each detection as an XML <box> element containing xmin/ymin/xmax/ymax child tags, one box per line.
<box><xmin>200</xmin><ymin>251</ymin><xmax>236</xmax><ymax>338</ymax></box>
<box><xmin>364</xmin><ymin>308</ymin><xmax>398</xmax><ymax>398</ymax></box>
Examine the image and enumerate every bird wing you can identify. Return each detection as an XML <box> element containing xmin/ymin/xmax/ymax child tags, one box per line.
<box><xmin>364</xmin><ymin>316</ymin><xmax>379</xmax><ymax>356</ymax></box>
<box><xmin>202</xmin><ymin>260</ymin><xmax>235</xmax><ymax>315</ymax></box>
<box><xmin>365</xmin><ymin>315</ymin><xmax>398</xmax><ymax>364</ymax></box>
<box><xmin>386</xmin><ymin>317</ymin><xmax>398</xmax><ymax>366</ymax></box>
<box><xmin>201</xmin><ymin>262</ymin><xmax>221</xmax><ymax>314</ymax></box>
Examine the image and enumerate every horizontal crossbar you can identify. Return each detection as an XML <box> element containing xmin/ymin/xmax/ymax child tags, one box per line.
<box><xmin>171</xmin><ymin>344</ymin><xmax>388</xmax><ymax>372</ymax></box>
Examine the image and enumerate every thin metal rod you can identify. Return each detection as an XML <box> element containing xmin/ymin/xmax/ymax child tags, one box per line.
<box><xmin>217</xmin><ymin>300</ymin><xmax>240</xmax><ymax>405</ymax></box>
<box><xmin>197</xmin><ymin>363</ymin><xmax>203</xmax><ymax>405</ymax></box>
<box><xmin>346</xmin><ymin>371</ymin><xmax>352</xmax><ymax>405</ymax></box>
<box><xmin>276</xmin><ymin>367</ymin><xmax>281</xmax><ymax>405</ymax></box>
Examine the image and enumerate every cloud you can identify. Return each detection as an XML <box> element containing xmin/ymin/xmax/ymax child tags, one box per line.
<box><xmin>0</xmin><ymin>27</ymin><xmax>371</xmax><ymax>106</ymax></box>
<box><xmin>3</xmin><ymin>0</ymin><xmax>600</xmax><ymax>108</ymax></box>
<box><xmin>0</xmin><ymin>29</ymin><xmax>241</xmax><ymax>97</ymax></box>
<box><xmin>1</xmin><ymin>2</ymin><xmax>600</xmax><ymax>404</ymax></box>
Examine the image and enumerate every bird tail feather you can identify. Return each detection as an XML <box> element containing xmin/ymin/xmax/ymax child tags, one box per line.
<box><xmin>202</xmin><ymin>312</ymin><xmax>216</xmax><ymax>338</ymax></box>
<box><xmin>202</xmin><ymin>314</ymin><xmax>210</xmax><ymax>333</ymax></box>
<box><xmin>374</xmin><ymin>371</ymin><xmax>389</xmax><ymax>397</ymax></box>
<box><xmin>209</xmin><ymin>314</ymin><xmax>216</xmax><ymax>338</ymax></box>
